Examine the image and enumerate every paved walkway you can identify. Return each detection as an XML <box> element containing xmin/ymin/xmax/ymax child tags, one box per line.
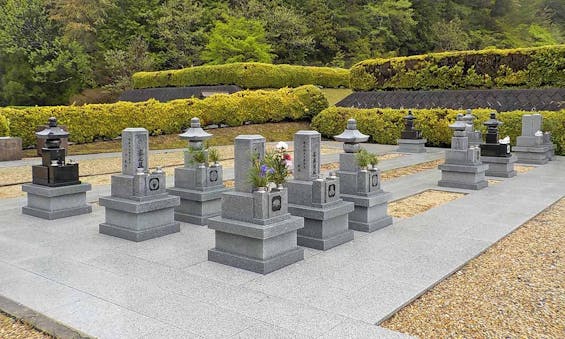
<box><xmin>0</xmin><ymin>147</ymin><xmax>563</xmax><ymax>338</ymax></box>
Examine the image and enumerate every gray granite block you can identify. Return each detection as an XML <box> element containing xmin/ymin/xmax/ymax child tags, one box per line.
<box><xmin>482</xmin><ymin>155</ymin><xmax>517</xmax><ymax>178</ymax></box>
<box><xmin>208</xmin><ymin>215</ymin><xmax>304</xmax><ymax>274</ymax></box>
<box><xmin>296</xmin><ymin>215</ymin><xmax>354</xmax><ymax>250</ymax></box>
<box><xmin>22</xmin><ymin>183</ymin><xmax>92</xmax><ymax>220</ymax></box>
<box><xmin>99</xmin><ymin>221</ymin><xmax>180</xmax><ymax>242</ymax></box>
<box><xmin>397</xmin><ymin>139</ymin><xmax>427</xmax><ymax>153</ymax></box>
<box><xmin>513</xmin><ymin>146</ymin><xmax>550</xmax><ymax>164</ymax></box>
<box><xmin>167</xmin><ymin>185</ymin><xmax>229</xmax><ymax>225</ymax></box>
<box><xmin>438</xmin><ymin>163</ymin><xmax>489</xmax><ymax>190</ymax></box>
<box><xmin>341</xmin><ymin>192</ymin><xmax>393</xmax><ymax>233</ymax></box>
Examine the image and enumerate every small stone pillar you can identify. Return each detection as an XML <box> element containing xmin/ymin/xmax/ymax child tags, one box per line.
<box><xmin>438</xmin><ymin>115</ymin><xmax>488</xmax><ymax>190</ymax></box>
<box><xmin>335</xmin><ymin>119</ymin><xmax>392</xmax><ymax>232</ymax></box>
<box><xmin>462</xmin><ymin>109</ymin><xmax>482</xmax><ymax>147</ymax></box>
<box><xmin>167</xmin><ymin>118</ymin><xmax>229</xmax><ymax>225</ymax></box>
<box><xmin>397</xmin><ymin>110</ymin><xmax>427</xmax><ymax>153</ymax></box>
<box><xmin>208</xmin><ymin>135</ymin><xmax>304</xmax><ymax>274</ymax></box>
<box><xmin>99</xmin><ymin>128</ymin><xmax>180</xmax><ymax>241</ymax></box>
<box><xmin>479</xmin><ymin>112</ymin><xmax>517</xmax><ymax>178</ymax></box>
<box><xmin>22</xmin><ymin>117</ymin><xmax>92</xmax><ymax>219</ymax></box>
<box><xmin>287</xmin><ymin>131</ymin><xmax>354</xmax><ymax>250</ymax></box>
<box><xmin>513</xmin><ymin>114</ymin><xmax>554</xmax><ymax>164</ymax></box>
<box><xmin>0</xmin><ymin>137</ymin><xmax>22</xmax><ymax>161</ymax></box>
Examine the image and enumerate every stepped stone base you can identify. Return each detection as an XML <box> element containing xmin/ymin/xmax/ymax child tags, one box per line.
<box><xmin>513</xmin><ymin>145</ymin><xmax>550</xmax><ymax>165</ymax></box>
<box><xmin>397</xmin><ymin>138</ymin><xmax>427</xmax><ymax>153</ymax></box>
<box><xmin>341</xmin><ymin>191</ymin><xmax>393</xmax><ymax>233</ymax></box>
<box><xmin>22</xmin><ymin>183</ymin><xmax>92</xmax><ymax>220</ymax></box>
<box><xmin>482</xmin><ymin>155</ymin><xmax>517</xmax><ymax>178</ymax></box>
<box><xmin>99</xmin><ymin>195</ymin><xmax>180</xmax><ymax>242</ymax></box>
<box><xmin>208</xmin><ymin>215</ymin><xmax>304</xmax><ymax>274</ymax></box>
<box><xmin>438</xmin><ymin>163</ymin><xmax>489</xmax><ymax>190</ymax></box>
<box><xmin>167</xmin><ymin>186</ymin><xmax>229</xmax><ymax>225</ymax></box>
<box><xmin>289</xmin><ymin>201</ymin><xmax>354</xmax><ymax>250</ymax></box>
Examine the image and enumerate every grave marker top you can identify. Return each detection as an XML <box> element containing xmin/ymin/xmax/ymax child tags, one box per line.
<box><xmin>122</xmin><ymin>128</ymin><xmax>149</xmax><ymax>176</ymax></box>
<box><xmin>234</xmin><ymin>135</ymin><xmax>265</xmax><ymax>193</ymax></box>
<box><xmin>521</xmin><ymin>114</ymin><xmax>542</xmax><ymax>136</ymax></box>
<box><xmin>294</xmin><ymin>131</ymin><xmax>321</xmax><ymax>181</ymax></box>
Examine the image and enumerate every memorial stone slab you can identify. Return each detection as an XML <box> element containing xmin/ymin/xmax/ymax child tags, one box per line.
<box><xmin>99</xmin><ymin>128</ymin><xmax>180</xmax><ymax>241</ymax></box>
<box><xmin>0</xmin><ymin>137</ymin><xmax>22</xmax><ymax>161</ymax></box>
<box><xmin>513</xmin><ymin>114</ymin><xmax>552</xmax><ymax>164</ymax></box>
<box><xmin>208</xmin><ymin>135</ymin><xmax>304</xmax><ymax>274</ymax></box>
<box><xmin>287</xmin><ymin>131</ymin><xmax>354</xmax><ymax>250</ymax></box>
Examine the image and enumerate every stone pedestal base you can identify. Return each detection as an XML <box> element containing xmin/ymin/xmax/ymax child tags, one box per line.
<box><xmin>22</xmin><ymin>183</ymin><xmax>92</xmax><ymax>220</ymax></box>
<box><xmin>341</xmin><ymin>192</ymin><xmax>393</xmax><ymax>233</ymax></box>
<box><xmin>513</xmin><ymin>145</ymin><xmax>550</xmax><ymax>165</ymax></box>
<box><xmin>208</xmin><ymin>215</ymin><xmax>304</xmax><ymax>274</ymax></box>
<box><xmin>0</xmin><ymin>137</ymin><xmax>22</xmax><ymax>161</ymax></box>
<box><xmin>397</xmin><ymin>138</ymin><xmax>427</xmax><ymax>153</ymax></box>
<box><xmin>482</xmin><ymin>155</ymin><xmax>517</xmax><ymax>178</ymax></box>
<box><xmin>99</xmin><ymin>195</ymin><xmax>180</xmax><ymax>242</ymax></box>
<box><xmin>438</xmin><ymin>163</ymin><xmax>489</xmax><ymax>190</ymax></box>
<box><xmin>289</xmin><ymin>201</ymin><xmax>354</xmax><ymax>250</ymax></box>
<box><xmin>167</xmin><ymin>186</ymin><xmax>229</xmax><ymax>225</ymax></box>
<box><xmin>546</xmin><ymin>143</ymin><xmax>556</xmax><ymax>161</ymax></box>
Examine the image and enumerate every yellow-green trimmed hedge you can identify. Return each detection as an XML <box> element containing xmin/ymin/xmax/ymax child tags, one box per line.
<box><xmin>2</xmin><ymin>85</ymin><xmax>328</xmax><ymax>147</ymax></box>
<box><xmin>133</xmin><ymin>63</ymin><xmax>350</xmax><ymax>89</ymax></box>
<box><xmin>0</xmin><ymin>113</ymin><xmax>9</xmax><ymax>136</ymax></box>
<box><xmin>312</xmin><ymin>107</ymin><xmax>565</xmax><ymax>155</ymax></box>
<box><xmin>350</xmin><ymin>45</ymin><xmax>565</xmax><ymax>91</ymax></box>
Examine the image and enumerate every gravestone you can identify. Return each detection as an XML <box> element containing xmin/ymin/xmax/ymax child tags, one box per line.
<box><xmin>397</xmin><ymin>110</ymin><xmax>427</xmax><ymax>153</ymax></box>
<box><xmin>335</xmin><ymin>119</ymin><xmax>392</xmax><ymax>232</ymax></box>
<box><xmin>208</xmin><ymin>135</ymin><xmax>304</xmax><ymax>274</ymax></box>
<box><xmin>99</xmin><ymin>128</ymin><xmax>180</xmax><ymax>241</ymax></box>
<box><xmin>167</xmin><ymin>118</ymin><xmax>229</xmax><ymax>225</ymax></box>
<box><xmin>287</xmin><ymin>131</ymin><xmax>354</xmax><ymax>250</ymax></box>
<box><xmin>0</xmin><ymin>137</ymin><xmax>22</xmax><ymax>161</ymax></box>
<box><xmin>513</xmin><ymin>114</ymin><xmax>554</xmax><ymax>164</ymax></box>
<box><xmin>438</xmin><ymin>115</ymin><xmax>488</xmax><ymax>190</ymax></box>
<box><xmin>22</xmin><ymin>117</ymin><xmax>92</xmax><ymax>219</ymax></box>
<box><xmin>479</xmin><ymin>112</ymin><xmax>517</xmax><ymax>177</ymax></box>
<box><xmin>462</xmin><ymin>109</ymin><xmax>482</xmax><ymax>147</ymax></box>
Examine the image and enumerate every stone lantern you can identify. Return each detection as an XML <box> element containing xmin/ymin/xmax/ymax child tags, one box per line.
<box><xmin>334</xmin><ymin>119</ymin><xmax>392</xmax><ymax>233</ymax></box>
<box><xmin>168</xmin><ymin>117</ymin><xmax>229</xmax><ymax>225</ymax></box>
<box><xmin>462</xmin><ymin>109</ymin><xmax>482</xmax><ymax>146</ymax></box>
<box><xmin>22</xmin><ymin>117</ymin><xmax>92</xmax><ymax>219</ymax></box>
<box><xmin>397</xmin><ymin>110</ymin><xmax>426</xmax><ymax>153</ymax></box>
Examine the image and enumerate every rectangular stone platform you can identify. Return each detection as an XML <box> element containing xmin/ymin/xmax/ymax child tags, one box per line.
<box><xmin>438</xmin><ymin>163</ymin><xmax>489</xmax><ymax>190</ymax></box>
<box><xmin>22</xmin><ymin>183</ymin><xmax>92</xmax><ymax>220</ymax></box>
<box><xmin>482</xmin><ymin>155</ymin><xmax>517</xmax><ymax>178</ymax></box>
<box><xmin>167</xmin><ymin>186</ymin><xmax>229</xmax><ymax>225</ymax></box>
<box><xmin>342</xmin><ymin>192</ymin><xmax>393</xmax><ymax>232</ymax></box>
<box><xmin>397</xmin><ymin>138</ymin><xmax>427</xmax><ymax>153</ymax></box>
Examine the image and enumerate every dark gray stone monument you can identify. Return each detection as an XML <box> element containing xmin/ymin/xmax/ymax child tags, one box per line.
<box><xmin>167</xmin><ymin>118</ymin><xmax>229</xmax><ymax>225</ymax></box>
<box><xmin>0</xmin><ymin>137</ymin><xmax>22</xmax><ymax>161</ymax></box>
<box><xmin>287</xmin><ymin>131</ymin><xmax>354</xmax><ymax>250</ymax></box>
<box><xmin>479</xmin><ymin>112</ymin><xmax>517</xmax><ymax>178</ymax></box>
<box><xmin>208</xmin><ymin>135</ymin><xmax>304</xmax><ymax>274</ymax></box>
<box><xmin>22</xmin><ymin>117</ymin><xmax>92</xmax><ymax>219</ymax></box>
<box><xmin>513</xmin><ymin>114</ymin><xmax>554</xmax><ymax>164</ymax></box>
<box><xmin>397</xmin><ymin>110</ymin><xmax>426</xmax><ymax>153</ymax></box>
<box><xmin>99</xmin><ymin>128</ymin><xmax>180</xmax><ymax>241</ymax></box>
<box><xmin>335</xmin><ymin>119</ymin><xmax>392</xmax><ymax>232</ymax></box>
<box><xmin>462</xmin><ymin>109</ymin><xmax>482</xmax><ymax>147</ymax></box>
<box><xmin>438</xmin><ymin>115</ymin><xmax>489</xmax><ymax>190</ymax></box>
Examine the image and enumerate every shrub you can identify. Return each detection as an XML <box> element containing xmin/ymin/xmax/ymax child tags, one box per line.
<box><xmin>311</xmin><ymin>107</ymin><xmax>565</xmax><ymax>155</ymax></box>
<box><xmin>2</xmin><ymin>85</ymin><xmax>327</xmax><ymax>147</ymax></box>
<box><xmin>132</xmin><ymin>63</ymin><xmax>350</xmax><ymax>89</ymax></box>
<box><xmin>0</xmin><ymin>113</ymin><xmax>9</xmax><ymax>136</ymax></box>
<box><xmin>350</xmin><ymin>45</ymin><xmax>565</xmax><ymax>91</ymax></box>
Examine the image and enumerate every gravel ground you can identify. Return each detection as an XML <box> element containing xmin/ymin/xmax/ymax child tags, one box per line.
<box><xmin>382</xmin><ymin>197</ymin><xmax>565</xmax><ymax>338</ymax></box>
<box><xmin>388</xmin><ymin>190</ymin><xmax>465</xmax><ymax>219</ymax></box>
<box><xmin>0</xmin><ymin>312</ymin><xmax>50</xmax><ymax>339</ymax></box>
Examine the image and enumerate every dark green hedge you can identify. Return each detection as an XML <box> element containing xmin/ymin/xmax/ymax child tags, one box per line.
<box><xmin>2</xmin><ymin>85</ymin><xmax>328</xmax><ymax>147</ymax></box>
<box><xmin>311</xmin><ymin>107</ymin><xmax>565</xmax><ymax>155</ymax></box>
<box><xmin>350</xmin><ymin>45</ymin><xmax>565</xmax><ymax>91</ymax></box>
<box><xmin>133</xmin><ymin>63</ymin><xmax>350</xmax><ymax>89</ymax></box>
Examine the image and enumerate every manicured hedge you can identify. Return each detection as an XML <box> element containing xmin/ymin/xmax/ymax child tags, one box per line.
<box><xmin>350</xmin><ymin>45</ymin><xmax>565</xmax><ymax>91</ymax></box>
<box><xmin>133</xmin><ymin>63</ymin><xmax>350</xmax><ymax>89</ymax></box>
<box><xmin>311</xmin><ymin>107</ymin><xmax>565</xmax><ymax>155</ymax></box>
<box><xmin>0</xmin><ymin>113</ymin><xmax>9</xmax><ymax>136</ymax></box>
<box><xmin>2</xmin><ymin>85</ymin><xmax>328</xmax><ymax>147</ymax></box>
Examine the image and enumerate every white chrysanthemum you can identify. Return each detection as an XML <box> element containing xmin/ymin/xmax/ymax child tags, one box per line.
<box><xmin>499</xmin><ymin>136</ymin><xmax>510</xmax><ymax>144</ymax></box>
<box><xmin>534</xmin><ymin>130</ymin><xmax>543</xmax><ymax>137</ymax></box>
<box><xmin>276</xmin><ymin>141</ymin><xmax>288</xmax><ymax>150</ymax></box>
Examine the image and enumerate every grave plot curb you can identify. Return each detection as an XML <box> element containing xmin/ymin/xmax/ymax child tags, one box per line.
<box><xmin>0</xmin><ymin>294</ymin><xmax>94</xmax><ymax>339</ymax></box>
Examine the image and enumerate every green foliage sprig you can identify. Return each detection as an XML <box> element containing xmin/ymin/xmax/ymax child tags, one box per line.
<box><xmin>355</xmin><ymin>149</ymin><xmax>378</xmax><ymax>169</ymax></box>
<box><xmin>188</xmin><ymin>146</ymin><xmax>207</xmax><ymax>165</ymax></box>
<box><xmin>248</xmin><ymin>153</ymin><xmax>270</xmax><ymax>189</ymax></box>
<box><xmin>264</xmin><ymin>150</ymin><xmax>289</xmax><ymax>186</ymax></box>
<box><xmin>208</xmin><ymin>147</ymin><xmax>221</xmax><ymax>164</ymax></box>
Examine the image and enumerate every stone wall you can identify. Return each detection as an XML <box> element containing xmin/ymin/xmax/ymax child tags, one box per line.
<box><xmin>118</xmin><ymin>85</ymin><xmax>242</xmax><ymax>103</ymax></box>
<box><xmin>336</xmin><ymin>88</ymin><xmax>565</xmax><ymax>111</ymax></box>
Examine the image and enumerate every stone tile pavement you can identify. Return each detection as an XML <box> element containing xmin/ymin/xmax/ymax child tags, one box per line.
<box><xmin>0</xmin><ymin>147</ymin><xmax>563</xmax><ymax>338</ymax></box>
